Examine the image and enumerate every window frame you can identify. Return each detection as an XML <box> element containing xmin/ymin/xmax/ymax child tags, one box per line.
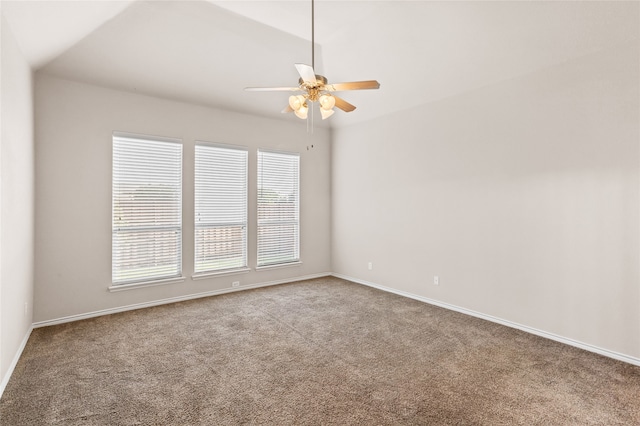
<box><xmin>110</xmin><ymin>132</ymin><xmax>184</xmax><ymax>290</ymax></box>
<box><xmin>193</xmin><ymin>142</ymin><xmax>250</xmax><ymax>277</ymax></box>
<box><xmin>256</xmin><ymin>149</ymin><xmax>301</xmax><ymax>269</ymax></box>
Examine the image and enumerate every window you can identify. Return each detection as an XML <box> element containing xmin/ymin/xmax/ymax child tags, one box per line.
<box><xmin>112</xmin><ymin>133</ymin><xmax>182</xmax><ymax>285</ymax></box>
<box><xmin>194</xmin><ymin>143</ymin><xmax>248</xmax><ymax>274</ymax></box>
<box><xmin>257</xmin><ymin>150</ymin><xmax>300</xmax><ymax>267</ymax></box>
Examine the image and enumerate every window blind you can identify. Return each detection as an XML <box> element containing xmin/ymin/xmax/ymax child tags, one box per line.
<box><xmin>257</xmin><ymin>150</ymin><xmax>300</xmax><ymax>267</ymax></box>
<box><xmin>194</xmin><ymin>143</ymin><xmax>248</xmax><ymax>274</ymax></box>
<box><xmin>112</xmin><ymin>133</ymin><xmax>182</xmax><ymax>285</ymax></box>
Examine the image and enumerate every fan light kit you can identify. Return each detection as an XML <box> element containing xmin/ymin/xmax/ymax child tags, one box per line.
<box><xmin>245</xmin><ymin>0</ymin><xmax>380</xmax><ymax>121</ymax></box>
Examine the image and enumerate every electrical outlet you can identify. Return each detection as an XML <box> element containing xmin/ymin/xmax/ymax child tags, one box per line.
<box><xmin>232</xmin><ymin>281</ymin><xmax>240</xmax><ymax>288</ymax></box>
<box><xmin>24</xmin><ymin>302</ymin><xmax>28</xmax><ymax>315</ymax></box>
<box><xmin>368</xmin><ymin>262</ymin><xmax>373</xmax><ymax>270</ymax></box>
<box><xmin>433</xmin><ymin>276</ymin><xmax>439</xmax><ymax>286</ymax></box>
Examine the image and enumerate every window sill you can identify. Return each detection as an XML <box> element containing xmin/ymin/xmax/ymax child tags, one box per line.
<box><xmin>192</xmin><ymin>267</ymin><xmax>251</xmax><ymax>281</ymax></box>
<box><xmin>108</xmin><ymin>276</ymin><xmax>186</xmax><ymax>292</ymax></box>
<box><xmin>255</xmin><ymin>261</ymin><xmax>303</xmax><ymax>271</ymax></box>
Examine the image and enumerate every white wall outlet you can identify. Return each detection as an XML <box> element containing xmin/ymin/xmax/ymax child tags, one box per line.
<box><xmin>232</xmin><ymin>281</ymin><xmax>240</xmax><ymax>288</ymax></box>
<box><xmin>368</xmin><ymin>262</ymin><xmax>373</xmax><ymax>270</ymax></box>
<box><xmin>433</xmin><ymin>276</ymin><xmax>439</xmax><ymax>285</ymax></box>
<box><xmin>24</xmin><ymin>302</ymin><xmax>28</xmax><ymax>315</ymax></box>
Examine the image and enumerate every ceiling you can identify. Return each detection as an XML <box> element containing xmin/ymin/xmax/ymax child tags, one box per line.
<box><xmin>2</xmin><ymin>0</ymin><xmax>638</xmax><ymax>128</ymax></box>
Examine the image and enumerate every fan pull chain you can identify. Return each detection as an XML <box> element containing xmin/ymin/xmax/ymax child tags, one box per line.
<box><xmin>307</xmin><ymin>104</ymin><xmax>314</xmax><ymax>134</ymax></box>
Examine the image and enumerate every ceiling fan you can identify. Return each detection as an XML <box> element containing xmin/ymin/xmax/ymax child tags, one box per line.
<box><xmin>244</xmin><ymin>0</ymin><xmax>380</xmax><ymax>121</ymax></box>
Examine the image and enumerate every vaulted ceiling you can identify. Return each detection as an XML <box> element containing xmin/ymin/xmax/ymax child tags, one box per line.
<box><xmin>3</xmin><ymin>0</ymin><xmax>638</xmax><ymax>128</ymax></box>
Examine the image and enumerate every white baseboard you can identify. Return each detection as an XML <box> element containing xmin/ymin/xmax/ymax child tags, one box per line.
<box><xmin>23</xmin><ymin>270</ymin><xmax>640</xmax><ymax>376</ymax></box>
<box><xmin>332</xmin><ymin>273</ymin><xmax>640</xmax><ymax>367</ymax></box>
<box><xmin>33</xmin><ymin>272</ymin><xmax>332</xmax><ymax>329</ymax></box>
<box><xmin>0</xmin><ymin>325</ymin><xmax>33</xmax><ymax>400</ymax></box>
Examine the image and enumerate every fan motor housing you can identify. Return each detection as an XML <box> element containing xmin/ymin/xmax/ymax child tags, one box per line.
<box><xmin>299</xmin><ymin>75</ymin><xmax>328</xmax><ymax>87</ymax></box>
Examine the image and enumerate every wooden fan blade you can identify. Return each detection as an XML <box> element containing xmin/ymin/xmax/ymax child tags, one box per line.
<box><xmin>334</xmin><ymin>96</ymin><xmax>356</xmax><ymax>112</ymax></box>
<box><xmin>245</xmin><ymin>86</ymin><xmax>301</xmax><ymax>92</ymax></box>
<box><xmin>282</xmin><ymin>105</ymin><xmax>294</xmax><ymax>113</ymax></box>
<box><xmin>295</xmin><ymin>63</ymin><xmax>317</xmax><ymax>84</ymax></box>
<box><xmin>326</xmin><ymin>80</ymin><xmax>380</xmax><ymax>91</ymax></box>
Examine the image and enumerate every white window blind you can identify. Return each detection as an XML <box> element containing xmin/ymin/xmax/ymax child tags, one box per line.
<box><xmin>257</xmin><ymin>150</ymin><xmax>300</xmax><ymax>267</ymax></box>
<box><xmin>112</xmin><ymin>133</ymin><xmax>182</xmax><ymax>285</ymax></box>
<box><xmin>195</xmin><ymin>143</ymin><xmax>248</xmax><ymax>274</ymax></box>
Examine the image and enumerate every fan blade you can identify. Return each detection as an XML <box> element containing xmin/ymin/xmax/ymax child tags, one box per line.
<box><xmin>282</xmin><ymin>105</ymin><xmax>294</xmax><ymax>113</ymax></box>
<box><xmin>333</xmin><ymin>96</ymin><xmax>356</xmax><ymax>112</ymax></box>
<box><xmin>245</xmin><ymin>86</ymin><xmax>301</xmax><ymax>92</ymax></box>
<box><xmin>295</xmin><ymin>63</ymin><xmax>317</xmax><ymax>84</ymax></box>
<box><xmin>326</xmin><ymin>80</ymin><xmax>380</xmax><ymax>91</ymax></box>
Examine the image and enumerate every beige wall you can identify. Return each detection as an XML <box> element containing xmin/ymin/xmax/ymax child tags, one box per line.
<box><xmin>332</xmin><ymin>42</ymin><xmax>640</xmax><ymax>359</ymax></box>
<box><xmin>0</xmin><ymin>14</ymin><xmax>35</xmax><ymax>384</ymax></box>
<box><xmin>21</xmin><ymin>12</ymin><xmax>640</xmax><ymax>368</ymax></box>
<box><xmin>34</xmin><ymin>74</ymin><xmax>331</xmax><ymax>323</ymax></box>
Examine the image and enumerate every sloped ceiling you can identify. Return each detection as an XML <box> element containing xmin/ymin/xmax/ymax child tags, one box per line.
<box><xmin>3</xmin><ymin>0</ymin><xmax>639</xmax><ymax>128</ymax></box>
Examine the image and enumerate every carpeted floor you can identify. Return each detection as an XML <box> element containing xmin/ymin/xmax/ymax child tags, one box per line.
<box><xmin>1</xmin><ymin>277</ymin><xmax>639</xmax><ymax>425</ymax></box>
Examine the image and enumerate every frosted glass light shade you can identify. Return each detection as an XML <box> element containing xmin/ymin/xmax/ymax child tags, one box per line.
<box><xmin>289</xmin><ymin>95</ymin><xmax>305</xmax><ymax>111</ymax></box>
<box><xmin>319</xmin><ymin>94</ymin><xmax>336</xmax><ymax>110</ymax></box>
<box><xmin>294</xmin><ymin>104</ymin><xmax>308</xmax><ymax>119</ymax></box>
<box><xmin>320</xmin><ymin>108</ymin><xmax>334</xmax><ymax>120</ymax></box>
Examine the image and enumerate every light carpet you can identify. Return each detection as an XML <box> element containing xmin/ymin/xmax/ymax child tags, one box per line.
<box><xmin>1</xmin><ymin>277</ymin><xmax>638</xmax><ymax>425</ymax></box>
